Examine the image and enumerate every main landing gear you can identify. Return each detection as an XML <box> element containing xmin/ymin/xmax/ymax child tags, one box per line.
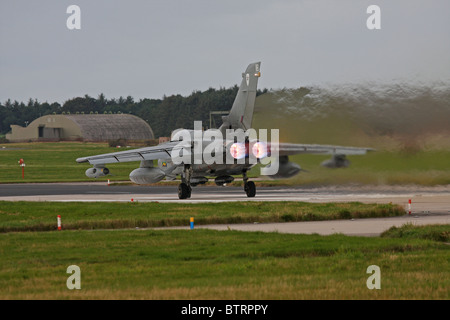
<box><xmin>178</xmin><ymin>167</ymin><xmax>256</xmax><ymax>199</ymax></box>
<box><xmin>178</xmin><ymin>165</ymin><xmax>192</xmax><ymax>199</ymax></box>
<box><xmin>243</xmin><ymin>171</ymin><xmax>256</xmax><ymax>197</ymax></box>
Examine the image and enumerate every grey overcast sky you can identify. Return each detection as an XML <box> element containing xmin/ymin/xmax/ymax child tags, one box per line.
<box><xmin>1</xmin><ymin>0</ymin><xmax>449</xmax><ymax>103</ymax></box>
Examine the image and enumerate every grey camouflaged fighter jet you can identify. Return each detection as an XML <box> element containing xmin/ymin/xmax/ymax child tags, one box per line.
<box><xmin>76</xmin><ymin>62</ymin><xmax>374</xmax><ymax>199</ymax></box>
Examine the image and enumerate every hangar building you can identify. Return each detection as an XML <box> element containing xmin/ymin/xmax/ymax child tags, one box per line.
<box><xmin>6</xmin><ymin>114</ymin><xmax>154</xmax><ymax>142</ymax></box>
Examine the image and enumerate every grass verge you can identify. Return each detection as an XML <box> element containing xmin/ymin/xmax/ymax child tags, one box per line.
<box><xmin>0</xmin><ymin>201</ymin><xmax>404</xmax><ymax>233</ymax></box>
<box><xmin>382</xmin><ymin>223</ymin><xmax>450</xmax><ymax>242</ymax></box>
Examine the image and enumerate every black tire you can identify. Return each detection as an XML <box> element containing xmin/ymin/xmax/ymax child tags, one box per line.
<box><xmin>244</xmin><ymin>181</ymin><xmax>256</xmax><ymax>197</ymax></box>
<box><xmin>178</xmin><ymin>183</ymin><xmax>190</xmax><ymax>199</ymax></box>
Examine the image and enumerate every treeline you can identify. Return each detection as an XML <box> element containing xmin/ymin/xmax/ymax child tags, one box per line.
<box><xmin>0</xmin><ymin>87</ymin><xmax>268</xmax><ymax>138</ymax></box>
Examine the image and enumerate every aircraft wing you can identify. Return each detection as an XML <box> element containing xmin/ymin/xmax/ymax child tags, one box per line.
<box><xmin>76</xmin><ymin>141</ymin><xmax>190</xmax><ymax>165</ymax></box>
<box><xmin>273</xmin><ymin>143</ymin><xmax>374</xmax><ymax>156</ymax></box>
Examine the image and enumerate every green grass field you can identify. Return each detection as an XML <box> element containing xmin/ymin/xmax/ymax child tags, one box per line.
<box><xmin>0</xmin><ymin>201</ymin><xmax>448</xmax><ymax>299</ymax></box>
<box><xmin>0</xmin><ymin>142</ymin><xmax>137</xmax><ymax>183</ymax></box>
<box><xmin>0</xmin><ymin>226</ymin><xmax>449</xmax><ymax>299</ymax></box>
<box><xmin>1</xmin><ymin>142</ymin><xmax>450</xmax><ymax>185</ymax></box>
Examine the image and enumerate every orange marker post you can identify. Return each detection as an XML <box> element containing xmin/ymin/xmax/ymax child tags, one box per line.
<box><xmin>57</xmin><ymin>215</ymin><xmax>62</xmax><ymax>231</ymax></box>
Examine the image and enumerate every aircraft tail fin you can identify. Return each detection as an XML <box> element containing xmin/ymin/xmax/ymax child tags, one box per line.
<box><xmin>220</xmin><ymin>62</ymin><xmax>261</xmax><ymax>132</ymax></box>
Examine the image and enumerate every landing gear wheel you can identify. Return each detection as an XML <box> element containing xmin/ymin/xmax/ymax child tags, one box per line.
<box><xmin>178</xmin><ymin>183</ymin><xmax>191</xmax><ymax>199</ymax></box>
<box><xmin>244</xmin><ymin>181</ymin><xmax>256</xmax><ymax>197</ymax></box>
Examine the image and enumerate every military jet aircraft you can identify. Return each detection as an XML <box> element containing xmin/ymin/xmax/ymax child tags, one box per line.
<box><xmin>76</xmin><ymin>62</ymin><xmax>373</xmax><ymax>199</ymax></box>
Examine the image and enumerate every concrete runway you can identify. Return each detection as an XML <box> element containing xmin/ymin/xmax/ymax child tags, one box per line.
<box><xmin>1</xmin><ymin>183</ymin><xmax>449</xmax><ymax>211</ymax></box>
<box><xmin>1</xmin><ymin>183</ymin><xmax>449</xmax><ymax>236</ymax></box>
